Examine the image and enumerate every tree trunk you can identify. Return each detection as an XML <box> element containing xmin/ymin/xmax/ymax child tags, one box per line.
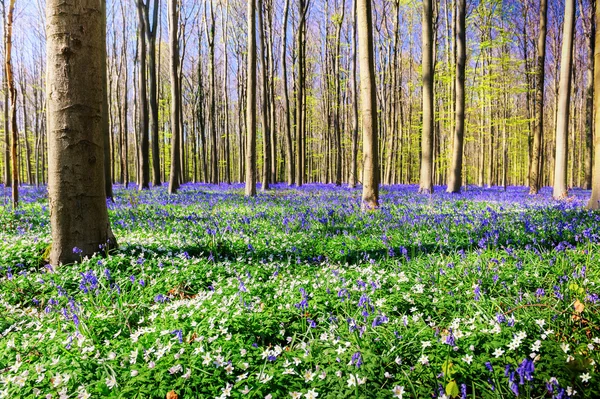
<box><xmin>349</xmin><ymin>0</ymin><xmax>359</xmax><ymax>189</ymax></box>
<box><xmin>47</xmin><ymin>0</ymin><xmax>116</xmax><ymax>265</ymax></box>
<box><xmin>259</xmin><ymin>0</ymin><xmax>270</xmax><ymax>191</ymax></box>
<box><xmin>6</xmin><ymin>0</ymin><xmax>17</xmax><ymax>206</ymax></box>
<box><xmin>334</xmin><ymin>0</ymin><xmax>345</xmax><ymax>186</ymax></box>
<box><xmin>245</xmin><ymin>0</ymin><xmax>257</xmax><ymax>196</ymax></box>
<box><xmin>207</xmin><ymin>3</ymin><xmax>219</xmax><ymax>184</ymax></box>
<box><xmin>588</xmin><ymin>0</ymin><xmax>600</xmax><ymax>209</ymax></box>
<box><xmin>295</xmin><ymin>0</ymin><xmax>308</xmax><ymax>187</ymax></box>
<box><xmin>446</xmin><ymin>0</ymin><xmax>466</xmax><ymax>193</ymax></box>
<box><xmin>2</xmin><ymin>2</ymin><xmax>9</xmax><ymax>188</ymax></box>
<box><xmin>19</xmin><ymin>71</ymin><xmax>32</xmax><ymax>185</ymax></box>
<box><xmin>357</xmin><ymin>0</ymin><xmax>379</xmax><ymax>209</ymax></box>
<box><xmin>584</xmin><ymin>0</ymin><xmax>595</xmax><ymax>190</ymax></box>
<box><xmin>143</xmin><ymin>0</ymin><xmax>161</xmax><ymax>187</ymax></box>
<box><xmin>136</xmin><ymin>0</ymin><xmax>150</xmax><ymax>190</ymax></box>
<box><xmin>281</xmin><ymin>0</ymin><xmax>294</xmax><ymax>185</ymax></box>
<box><xmin>553</xmin><ymin>0</ymin><xmax>576</xmax><ymax>199</ymax></box>
<box><xmin>529</xmin><ymin>0</ymin><xmax>548</xmax><ymax>194</ymax></box>
<box><xmin>168</xmin><ymin>0</ymin><xmax>180</xmax><ymax>194</ymax></box>
<box><xmin>419</xmin><ymin>0</ymin><xmax>434</xmax><ymax>194</ymax></box>
<box><xmin>102</xmin><ymin>0</ymin><xmax>113</xmax><ymax>200</ymax></box>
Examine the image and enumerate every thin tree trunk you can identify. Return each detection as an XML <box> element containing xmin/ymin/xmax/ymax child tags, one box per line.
<box><xmin>206</xmin><ymin>3</ymin><xmax>218</xmax><ymax>184</ymax></box>
<box><xmin>20</xmin><ymin>72</ymin><xmax>31</xmax><ymax>185</ymax></box>
<box><xmin>168</xmin><ymin>0</ymin><xmax>180</xmax><ymax>194</ymax></box>
<box><xmin>259</xmin><ymin>0</ymin><xmax>270</xmax><ymax>191</ymax></box>
<box><xmin>446</xmin><ymin>0</ymin><xmax>466</xmax><ymax>193</ymax></box>
<box><xmin>245</xmin><ymin>0</ymin><xmax>257</xmax><ymax>196</ymax></box>
<box><xmin>419</xmin><ymin>0</ymin><xmax>434</xmax><ymax>194</ymax></box>
<box><xmin>6</xmin><ymin>0</ymin><xmax>17</xmax><ymax>206</ymax></box>
<box><xmin>529</xmin><ymin>0</ymin><xmax>548</xmax><ymax>194</ymax></box>
<box><xmin>584</xmin><ymin>0</ymin><xmax>595</xmax><ymax>190</ymax></box>
<box><xmin>357</xmin><ymin>0</ymin><xmax>378</xmax><ymax>209</ymax></box>
<box><xmin>144</xmin><ymin>0</ymin><xmax>161</xmax><ymax>187</ymax></box>
<box><xmin>281</xmin><ymin>0</ymin><xmax>294</xmax><ymax>185</ymax></box>
<box><xmin>2</xmin><ymin>2</ymin><xmax>9</xmax><ymax>188</ymax></box>
<box><xmin>137</xmin><ymin>0</ymin><xmax>150</xmax><ymax>190</ymax></box>
<box><xmin>553</xmin><ymin>0</ymin><xmax>576</xmax><ymax>199</ymax></box>
<box><xmin>588</xmin><ymin>0</ymin><xmax>600</xmax><ymax>209</ymax></box>
<box><xmin>349</xmin><ymin>0</ymin><xmax>359</xmax><ymax>189</ymax></box>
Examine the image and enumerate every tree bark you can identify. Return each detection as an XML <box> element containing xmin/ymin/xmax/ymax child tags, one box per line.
<box><xmin>259</xmin><ymin>0</ymin><xmax>271</xmax><ymax>191</ymax></box>
<box><xmin>2</xmin><ymin>2</ymin><xmax>9</xmax><ymax>188</ymax></box>
<box><xmin>245</xmin><ymin>0</ymin><xmax>257</xmax><ymax>196</ymax></box>
<box><xmin>281</xmin><ymin>0</ymin><xmax>294</xmax><ymax>185</ymax></box>
<box><xmin>584</xmin><ymin>0</ymin><xmax>595</xmax><ymax>190</ymax></box>
<box><xmin>143</xmin><ymin>0</ymin><xmax>161</xmax><ymax>187</ymax></box>
<box><xmin>419</xmin><ymin>0</ymin><xmax>434</xmax><ymax>194</ymax></box>
<box><xmin>357</xmin><ymin>0</ymin><xmax>379</xmax><ymax>209</ymax></box>
<box><xmin>206</xmin><ymin>2</ymin><xmax>219</xmax><ymax>184</ymax></box>
<box><xmin>446</xmin><ymin>0</ymin><xmax>466</xmax><ymax>193</ymax></box>
<box><xmin>6</xmin><ymin>0</ymin><xmax>17</xmax><ymax>207</ymax></box>
<box><xmin>349</xmin><ymin>0</ymin><xmax>359</xmax><ymax>189</ymax></box>
<box><xmin>529</xmin><ymin>0</ymin><xmax>548</xmax><ymax>194</ymax></box>
<box><xmin>589</xmin><ymin>0</ymin><xmax>600</xmax><ymax>209</ymax></box>
<box><xmin>553</xmin><ymin>0</ymin><xmax>576</xmax><ymax>199</ymax></box>
<box><xmin>168</xmin><ymin>0</ymin><xmax>180</xmax><ymax>194</ymax></box>
<box><xmin>136</xmin><ymin>0</ymin><xmax>150</xmax><ymax>190</ymax></box>
<box><xmin>102</xmin><ymin>0</ymin><xmax>113</xmax><ymax>200</ymax></box>
<box><xmin>47</xmin><ymin>0</ymin><xmax>116</xmax><ymax>265</ymax></box>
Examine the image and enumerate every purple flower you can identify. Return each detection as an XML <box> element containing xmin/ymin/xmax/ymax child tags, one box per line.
<box><xmin>351</xmin><ymin>351</ymin><xmax>362</xmax><ymax>368</ymax></box>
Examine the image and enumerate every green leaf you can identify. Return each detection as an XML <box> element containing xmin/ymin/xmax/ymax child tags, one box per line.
<box><xmin>446</xmin><ymin>380</ymin><xmax>459</xmax><ymax>398</ymax></box>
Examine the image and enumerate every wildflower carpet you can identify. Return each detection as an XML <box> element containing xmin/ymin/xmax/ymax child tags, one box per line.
<box><xmin>1</xmin><ymin>184</ymin><xmax>599</xmax><ymax>398</ymax></box>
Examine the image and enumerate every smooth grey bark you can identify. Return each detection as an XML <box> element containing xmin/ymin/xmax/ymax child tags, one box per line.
<box><xmin>206</xmin><ymin>2</ymin><xmax>219</xmax><ymax>184</ymax></box>
<box><xmin>584</xmin><ymin>0</ymin><xmax>595</xmax><ymax>190</ymax></box>
<box><xmin>529</xmin><ymin>0</ymin><xmax>548</xmax><ymax>195</ymax></box>
<box><xmin>102</xmin><ymin>0</ymin><xmax>113</xmax><ymax>200</ymax></box>
<box><xmin>588</xmin><ymin>0</ymin><xmax>600</xmax><ymax>209</ymax></box>
<box><xmin>168</xmin><ymin>0</ymin><xmax>180</xmax><ymax>194</ymax></box>
<box><xmin>357</xmin><ymin>0</ymin><xmax>379</xmax><ymax>209</ymax></box>
<box><xmin>349</xmin><ymin>0</ymin><xmax>359</xmax><ymax>189</ymax></box>
<box><xmin>47</xmin><ymin>0</ymin><xmax>116</xmax><ymax>265</ymax></box>
<box><xmin>136</xmin><ymin>0</ymin><xmax>150</xmax><ymax>190</ymax></box>
<box><xmin>245</xmin><ymin>0</ymin><xmax>257</xmax><ymax>197</ymax></box>
<box><xmin>6</xmin><ymin>0</ymin><xmax>17</xmax><ymax>207</ymax></box>
<box><xmin>553</xmin><ymin>0</ymin><xmax>576</xmax><ymax>199</ymax></box>
<box><xmin>2</xmin><ymin>2</ymin><xmax>9</xmax><ymax>188</ymax></box>
<box><xmin>419</xmin><ymin>0</ymin><xmax>434</xmax><ymax>194</ymax></box>
<box><xmin>281</xmin><ymin>0</ymin><xmax>294</xmax><ymax>185</ymax></box>
<box><xmin>446</xmin><ymin>0</ymin><xmax>466</xmax><ymax>193</ymax></box>
<box><xmin>259</xmin><ymin>0</ymin><xmax>270</xmax><ymax>191</ymax></box>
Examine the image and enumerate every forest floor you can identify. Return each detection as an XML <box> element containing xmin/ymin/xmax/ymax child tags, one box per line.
<box><xmin>1</xmin><ymin>184</ymin><xmax>600</xmax><ymax>398</ymax></box>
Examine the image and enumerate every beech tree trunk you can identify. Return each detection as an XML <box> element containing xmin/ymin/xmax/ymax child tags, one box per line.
<box><xmin>245</xmin><ymin>0</ymin><xmax>257</xmax><ymax>197</ymax></box>
<box><xmin>588</xmin><ymin>0</ymin><xmax>600</xmax><ymax>209</ymax></box>
<box><xmin>168</xmin><ymin>0</ymin><xmax>180</xmax><ymax>194</ymax></box>
<box><xmin>584</xmin><ymin>0</ymin><xmax>595</xmax><ymax>190</ymax></box>
<box><xmin>349</xmin><ymin>0</ymin><xmax>359</xmax><ymax>189</ymax></box>
<box><xmin>419</xmin><ymin>0</ymin><xmax>434</xmax><ymax>194</ymax></box>
<box><xmin>281</xmin><ymin>0</ymin><xmax>294</xmax><ymax>185</ymax></box>
<box><xmin>553</xmin><ymin>0</ymin><xmax>575</xmax><ymax>199</ymax></box>
<box><xmin>446</xmin><ymin>0</ymin><xmax>466</xmax><ymax>193</ymax></box>
<box><xmin>47</xmin><ymin>0</ymin><xmax>116</xmax><ymax>265</ymax></box>
<box><xmin>136</xmin><ymin>0</ymin><xmax>150</xmax><ymax>190</ymax></box>
<box><xmin>2</xmin><ymin>2</ymin><xmax>9</xmax><ymax>188</ymax></box>
<box><xmin>102</xmin><ymin>0</ymin><xmax>113</xmax><ymax>199</ymax></box>
<box><xmin>6</xmin><ymin>0</ymin><xmax>17</xmax><ymax>207</ymax></box>
<box><xmin>357</xmin><ymin>0</ymin><xmax>379</xmax><ymax>209</ymax></box>
<box><xmin>529</xmin><ymin>0</ymin><xmax>548</xmax><ymax>195</ymax></box>
<box><xmin>259</xmin><ymin>0</ymin><xmax>271</xmax><ymax>191</ymax></box>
